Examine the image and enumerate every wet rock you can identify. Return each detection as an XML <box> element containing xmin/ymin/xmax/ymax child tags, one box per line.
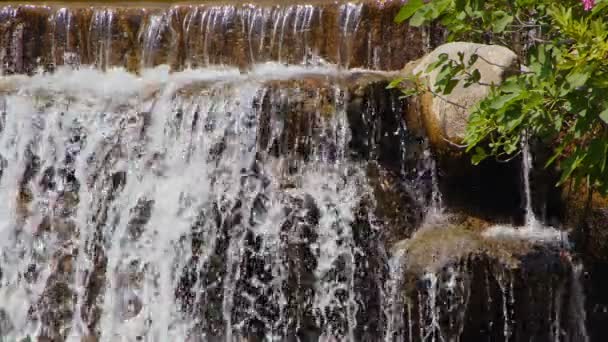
<box><xmin>0</xmin><ymin>309</ymin><xmax>13</xmax><ymax>337</ymax></box>
<box><xmin>562</xmin><ymin>183</ymin><xmax>608</xmax><ymax>262</ymax></box>
<box><xmin>392</xmin><ymin>223</ymin><xmax>530</xmax><ymax>275</ymax></box>
<box><xmin>412</xmin><ymin>42</ymin><xmax>519</xmax><ymax>148</ymax></box>
<box><xmin>560</xmin><ymin>181</ymin><xmax>608</xmax><ymax>339</ymax></box>
<box><xmin>390</xmin><ymin>223</ymin><xmax>581</xmax><ymax>342</ymax></box>
<box><xmin>583</xmin><ymin>260</ymin><xmax>608</xmax><ymax>341</ymax></box>
<box><xmin>117</xmin><ymin>288</ymin><xmax>143</xmax><ymax>321</ymax></box>
<box><xmin>0</xmin><ymin>1</ymin><xmax>438</xmax><ymax>74</ymax></box>
<box><xmin>367</xmin><ymin>163</ymin><xmax>425</xmax><ymax>245</ymax></box>
<box><xmin>437</xmin><ymin>154</ymin><xmax>525</xmax><ymax>224</ymax></box>
<box><xmin>34</xmin><ymin>280</ymin><xmax>75</xmax><ymax>341</ymax></box>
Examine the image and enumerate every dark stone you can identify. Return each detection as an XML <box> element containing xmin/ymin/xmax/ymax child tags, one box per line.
<box><xmin>437</xmin><ymin>153</ymin><xmax>525</xmax><ymax>225</ymax></box>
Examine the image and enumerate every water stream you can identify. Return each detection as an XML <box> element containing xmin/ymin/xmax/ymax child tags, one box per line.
<box><xmin>0</xmin><ymin>1</ymin><xmax>596</xmax><ymax>341</ymax></box>
<box><xmin>484</xmin><ymin>138</ymin><xmax>568</xmax><ymax>245</ymax></box>
<box><xmin>0</xmin><ymin>63</ymin><xmax>429</xmax><ymax>341</ymax></box>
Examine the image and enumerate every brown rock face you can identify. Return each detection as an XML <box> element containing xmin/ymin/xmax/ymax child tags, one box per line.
<box><xmin>562</xmin><ymin>182</ymin><xmax>608</xmax><ymax>263</ymax></box>
<box><xmin>0</xmin><ymin>68</ymin><xmax>435</xmax><ymax>339</ymax></box>
<box><xmin>0</xmin><ymin>1</ymin><xmax>442</xmax><ymax>74</ymax></box>
<box><xmin>389</xmin><ymin>224</ymin><xmax>585</xmax><ymax>342</ymax></box>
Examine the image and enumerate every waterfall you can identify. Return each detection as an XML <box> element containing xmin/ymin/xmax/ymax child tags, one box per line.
<box><xmin>483</xmin><ymin>137</ymin><xmax>568</xmax><ymax>244</ymax></box>
<box><xmin>569</xmin><ymin>262</ymin><xmax>590</xmax><ymax>342</ymax></box>
<box><xmin>0</xmin><ymin>63</ymin><xmax>429</xmax><ymax>341</ymax></box>
<box><xmin>0</xmin><ymin>1</ymin><xmax>430</xmax><ymax>74</ymax></box>
<box><xmin>0</xmin><ymin>1</ymin><xmax>597</xmax><ymax>341</ymax></box>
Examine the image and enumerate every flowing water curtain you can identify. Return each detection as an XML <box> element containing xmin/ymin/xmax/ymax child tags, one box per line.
<box><xmin>0</xmin><ymin>1</ymin><xmax>426</xmax><ymax>73</ymax></box>
<box><xmin>0</xmin><ymin>66</ymin><xmax>407</xmax><ymax>340</ymax></box>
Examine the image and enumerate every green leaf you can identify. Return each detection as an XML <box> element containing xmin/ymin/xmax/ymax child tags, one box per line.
<box><xmin>409</xmin><ymin>9</ymin><xmax>428</xmax><ymax>26</ymax></box>
<box><xmin>455</xmin><ymin>0</ymin><xmax>467</xmax><ymax>11</ymax></box>
<box><xmin>468</xmin><ymin>54</ymin><xmax>479</xmax><ymax>66</ymax></box>
<box><xmin>499</xmin><ymin>78</ymin><xmax>524</xmax><ymax>94</ymax></box>
<box><xmin>557</xmin><ymin>151</ymin><xmax>586</xmax><ymax>186</ymax></box>
<box><xmin>395</xmin><ymin>0</ymin><xmax>425</xmax><ymax>23</ymax></box>
<box><xmin>491</xmin><ymin>11</ymin><xmax>514</xmax><ymax>33</ymax></box>
<box><xmin>588</xmin><ymin>138</ymin><xmax>608</xmax><ymax>173</ymax></box>
<box><xmin>443</xmin><ymin>79</ymin><xmax>460</xmax><ymax>95</ymax></box>
<box><xmin>566</xmin><ymin>70</ymin><xmax>590</xmax><ymax>90</ymax></box>
<box><xmin>470</xmin><ymin>69</ymin><xmax>481</xmax><ymax>83</ymax></box>
<box><xmin>599</xmin><ymin>107</ymin><xmax>608</xmax><ymax>124</ymax></box>
<box><xmin>428</xmin><ymin>0</ymin><xmax>452</xmax><ymax>20</ymax></box>
<box><xmin>468</xmin><ymin>0</ymin><xmax>484</xmax><ymax>13</ymax></box>
<box><xmin>489</xmin><ymin>92</ymin><xmax>520</xmax><ymax>110</ymax></box>
<box><xmin>592</xmin><ymin>0</ymin><xmax>608</xmax><ymax>16</ymax></box>
<box><xmin>545</xmin><ymin>144</ymin><xmax>566</xmax><ymax>167</ymax></box>
<box><xmin>425</xmin><ymin>53</ymin><xmax>449</xmax><ymax>73</ymax></box>
<box><xmin>436</xmin><ymin>63</ymin><xmax>455</xmax><ymax>84</ymax></box>
<box><xmin>472</xmin><ymin>147</ymin><xmax>488</xmax><ymax>165</ymax></box>
<box><xmin>387</xmin><ymin>77</ymin><xmax>405</xmax><ymax>89</ymax></box>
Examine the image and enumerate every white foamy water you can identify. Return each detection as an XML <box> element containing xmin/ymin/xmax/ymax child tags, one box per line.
<box><xmin>482</xmin><ymin>224</ymin><xmax>569</xmax><ymax>245</ymax></box>
<box><xmin>0</xmin><ymin>63</ymin><xmax>412</xmax><ymax>341</ymax></box>
<box><xmin>0</xmin><ymin>60</ymin><xmax>592</xmax><ymax>342</ymax></box>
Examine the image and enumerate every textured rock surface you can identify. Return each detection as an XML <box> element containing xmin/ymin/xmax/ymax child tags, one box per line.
<box><xmin>389</xmin><ymin>222</ymin><xmax>585</xmax><ymax>342</ymax></box>
<box><xmin>2</xmin><ymin>3</ymin><xmax>602</xmax><ymax>341</ymax></box>
<box><xmin>562</xmin><ymin>182</ymin><xmax>608</xmax><ymax>263</ymax></box>
<box><xmin>413</xmin><ymin>42</ymin><xmax>519</xmax><ymax>147</ymax></box>
<box><xmin>0</xmin><ymin>67</ymin><xmax>438</xmax><ymax>340</ymax></box>
<box><xmin>0</xmin><ymin>0</ymin><xmax>443</xmax><ymax>74</ymax></box>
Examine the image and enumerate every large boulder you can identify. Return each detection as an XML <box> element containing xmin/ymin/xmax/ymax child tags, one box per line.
<box><xmin>412</xmin><ymin>42</ymin><xmax>519</xmax><ymax>148</ymax></box>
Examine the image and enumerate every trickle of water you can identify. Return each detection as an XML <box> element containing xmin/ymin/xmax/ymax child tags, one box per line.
<box><xmin>495</xmin><ymin>270</ymin><xmax>514</xmax><ymax>341</ymax></box>
<box><xmin>521</xmin><ymin>136</ymin><xmax>539</xmax><ymax>229</ymax></box>
<box><xmin>420</xmin><ymin>272</ymin><xmax>443</xmax><ymax>342</ymax></box>
<box><xmin>141</xmin><ymin>14</ymin><xmax>170</xmax><ymax>69</ymax></box>
<box><xmin>483</xmin><ymin>137</ymin><xmax>568</xmax><ymax>245</ymax></box>
<box><xmin>423</xmin><ymin>148</ymin><xmax>443</xmax><ymax>221</ymax></box>
<box><xmin>568</xmin><ymin>262</ymin><xmax>590</xmax><ymax>342</ymax></box>
<box><xmin>90</xmin><ymin>9</ymin><xmax>115</xmax><ymax>70</ymax></box>
<box><xmin>384</xmin><ymin>250</ymin><xmax>406</xmax><ymax>342</ymax></box>
<box><xmin>338</xmin><ymin>3</ymin><xmax>363</xmax><ymax>68</ymax></box>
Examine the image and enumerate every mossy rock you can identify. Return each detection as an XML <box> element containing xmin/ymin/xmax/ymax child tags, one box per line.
<box><xmin>392</xmin><ymin>222</ymin><xmax>531</xmax><ymax>276</ymax></box>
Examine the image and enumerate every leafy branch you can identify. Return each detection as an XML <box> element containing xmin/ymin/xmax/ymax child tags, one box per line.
<box><xmin>395</xmin><ymin>0</ymin><xmax>608</xmax><ymax>195</ymax></box>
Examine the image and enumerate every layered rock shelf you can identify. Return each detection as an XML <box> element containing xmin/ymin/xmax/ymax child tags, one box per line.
<box><xmin>0</xmin><ymin>0</ymin><xmax>444</xmax><ymax>74</ymax></box>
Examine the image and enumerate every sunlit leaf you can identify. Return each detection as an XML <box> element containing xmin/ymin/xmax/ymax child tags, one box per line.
<box><xmin>491</xmin><ymin>11</ymin><xmax>513</xmax><ymax>33</ymax></box>
<box><xmin>387</xmin><ymin>77</ymin><xmax>405</xmax><ymax>89</ymax></box>
<box><xmin>395</xmin><ymin>0</ymin><xmax>424</xmax><ymax>23</ymax></box>
<box><xmin>599</xmin><ymin>107</ymin><xmax>608</xmax><ymax>124</ymax></box>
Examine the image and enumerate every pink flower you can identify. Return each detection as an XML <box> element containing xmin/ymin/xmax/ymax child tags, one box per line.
<box><xmin>582</xmin><ymin>0</ymin><xmax>595</xmax><ymax>11</ymax></box>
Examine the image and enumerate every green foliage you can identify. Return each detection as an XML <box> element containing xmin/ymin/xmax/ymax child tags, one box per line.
<box><xmin>396</xmin><ymin>0</ymin><xmax>608</xmax><ymax>195</ymax></box>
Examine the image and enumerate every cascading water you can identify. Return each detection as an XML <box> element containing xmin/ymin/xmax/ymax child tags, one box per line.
<box><xmin>0</xmin><ymin>1</ymin><xmax>598</xmax><ymax>341</ymax></box>
<box><xmin>0</xmin><ymin>1</ymin><xmax>431</xmax><ymax>74</ymax></box>
<box><xmin>481</xmin><ymin>136</ymin><xmax>590</xmax><ymax>342</ymax></box>
<box><xmin>0</xmin><ymin>63</ymin><xmax>432</xmax><ymax>341</ymax></box>
<box><xmin>522</xmin><ymin>136</ymin><xmax>540</xmax><ymax>229</ymax></box>
<box><xmin>484</xmin><ymin>137</ymin><xmax>568</xmax><ymax>244</ymax></box>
